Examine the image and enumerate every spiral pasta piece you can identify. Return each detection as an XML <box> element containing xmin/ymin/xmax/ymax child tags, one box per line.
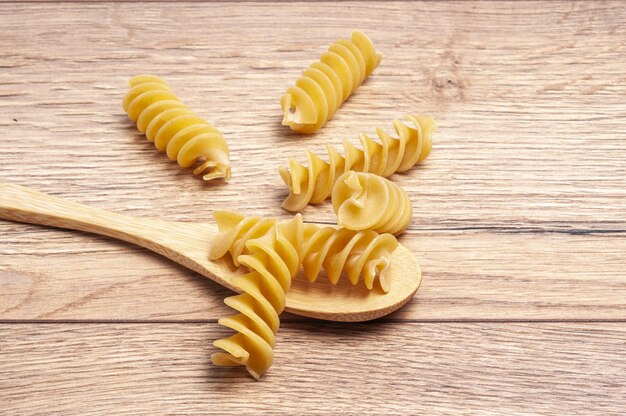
<box><xmin>281</xmin><ymin>30</ymin><xmax>382</xmax><ymax>133</ymax></box>
<box><xmin>122</xmin><ymin>75</ymin><xmax>231</xmax><ymax>181</ymax></box>
<box><xmin>279</xmin><ymin>114</ymin><xmax>435</xmax><ymax>212</ymax></box>
<box><xmin>301</xmin><ymin>223</ymin><xmax>398</xmax><ymax>293</ymax></box>
<box><xmin>211</xmin><ymin>211</ymin><xmax>398</xmax><ymax>293</ymax></box>
<box><xmin>209</xmin><ymin>211</ymin><xmax>303</xmax><ymax>379</ymax></box>
<box><xmin>332</xmin><ymin>171</ymin><xmax>412</xmax><ymax>235</ymax></box>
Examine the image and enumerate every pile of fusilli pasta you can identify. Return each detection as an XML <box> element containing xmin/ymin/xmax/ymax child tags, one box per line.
<box><xmin>123</xmin><ymin>30</ymin><xmax>435</xmax><ymax>379</ymax></box>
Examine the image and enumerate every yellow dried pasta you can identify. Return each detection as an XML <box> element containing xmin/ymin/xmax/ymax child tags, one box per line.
<box><xmin>123</xmin><ymin>75</ymin><xmax>231</xmax><ymax>181</ymax></box>
<box><xmin>280</xmin><ymin>114</ymin><xmax>435</xmax><ymax>212</ymax></box>
<box><xmin>281</xmin><ymin>30</ymin><xmax>382</xmax><ymax>133</ymax></box>
<box><xmin>302</xmin><ymin>223</ymin><xmax>398</xmax><ymax>293</ymax></box>
<box><xmin>209</xmin><ymin>211</ymin><xmax>303</xmax><ymax>379</ymax></box>
<box><xmin>208</xmin><ymin>211</ymin><xmax>399</xmax><ymax>377</ymax></box>
<box><xmin>332</xmin><ymin>171</ymin><xmax>412</xmax><ymax>236</ymax></box>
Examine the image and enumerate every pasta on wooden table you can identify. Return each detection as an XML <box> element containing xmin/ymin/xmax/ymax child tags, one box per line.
<box><xmin>280</xmin><ymin>114</ymin><xmax>435</xmax><ymax>212</ymax></box>
<box><xmin>281</xmin><ymin>30</ymin><xmax>382</xmax><ymax>133</ymax></box>
<box><xmin>332</xmin><ymin>171</ymin><xmax>412</xmax><ymax>236</ymax></box>
<box><xmin>122</xmin><ymin>75</ymin><xmax>231</xmax><ymax>181</ymax></box>
<box><xmin>208</xmin><ymin>211</ymin><xmax>399</xmax><ymax>377</ymax></box>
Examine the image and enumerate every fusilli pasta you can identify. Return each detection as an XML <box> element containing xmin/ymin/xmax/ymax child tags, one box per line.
<box><xmin>331</xmin><ymin>171</ymin><xmax>411</xmax><ymax>235</ymax></box>
<box><xmin>279</xmin><ymin>114</ymin><xmax>435</xmax><ymax>211</ymax></box>
<box><xmin>210</xmin><ymin>212</ymin><xmax>303</xmax><ymax>379</ymax></box>
<box><xmin>281</xmin><ymin>30</ymin><xmax>382</xmax><ymax>133</ymax></box>
<box><xmin>208</xmin><ymin>211</ymin><xmax>399</xmax><ymax>377</ymax></box>
<box><xmin>123</xmin><ymin>75</ymin><xmax>231</xmax><ymax>181</ymax></box>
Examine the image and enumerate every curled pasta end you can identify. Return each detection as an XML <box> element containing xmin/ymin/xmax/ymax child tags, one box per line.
<box><xmin>373</xmin><ymin>257</ymin><xmax>392</xmax><ymax>293</ymax></box>
<box><xmin>211</xmin><ymin>350</ymin><xmax>248</xmax><ymax>367</ymax></box>
<box><xmin>194</xmin><ymin>161</ymin><xmax>231</xmax><ymax>181</ymax></box>
<box><xmin>278</xmin><ymin>166</ymin><xmax>292</xmax><ymax>188</ymax></box>
<box><xmin>280</xmin><ymin>91</ymin><xmax>318</xmax><ymax>133</ymax></box>
<box><xmin>342</xmin><ymin>171</ymin><xmax>366</xmax><ymax>208</ymax></box>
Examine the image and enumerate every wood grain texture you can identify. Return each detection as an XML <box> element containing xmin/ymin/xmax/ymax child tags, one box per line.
<box><xmin>2</xmin><ymin>323</ymin><xmax>625</xmax><ymax>415</ymax></box>
<box><xmin>1</xmin><ymin>1</ymin><xmax>625</xmax><ymax>321</ymax></box>
<box><xmin>1</xmin><ymin>1</ymin><xmax>625</xmax><ymax>413</ymax></box>
<box><xmin>2</xmin><ymin>227</ymin><xmax>625</xmax><ymax>320</ymax></box>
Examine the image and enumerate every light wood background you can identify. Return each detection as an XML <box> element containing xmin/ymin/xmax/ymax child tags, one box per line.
<box><xmin>1</xmin><ymin>1</ymin><xmax>625</xmax><ymax>414</ymax></box>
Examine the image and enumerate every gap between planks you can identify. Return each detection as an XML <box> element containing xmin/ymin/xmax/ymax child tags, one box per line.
<box><xmin>2</xmin><ymin>319</ymin><xmax>626</xmax><ymax>324</ymax></box>
<box><xmin>5</xmin><ymin>220</ymin><xmax>626</xmax><ymax>235</ymax></box>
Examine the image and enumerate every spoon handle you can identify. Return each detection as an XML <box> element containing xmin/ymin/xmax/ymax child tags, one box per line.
<box><xmin>0</xmin><ymin>182</ymin><xmax>160</xmax><ymax>247</ymax></box>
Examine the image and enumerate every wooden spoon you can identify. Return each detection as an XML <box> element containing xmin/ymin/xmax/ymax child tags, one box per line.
<box><xmin>0</xmin><ymin>182</ymin><xmax>421</xmax><ymax>321</ymax></box>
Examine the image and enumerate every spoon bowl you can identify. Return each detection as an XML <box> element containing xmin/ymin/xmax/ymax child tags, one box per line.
<box><xmin>0</xmin><ymin>182</ymin><xmax>421</xmax><ymax>321</ymax></box>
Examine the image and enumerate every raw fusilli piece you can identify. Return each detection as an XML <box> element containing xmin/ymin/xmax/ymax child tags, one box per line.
<box><xmin>209</xmin><ymin>211</ymin><xmax>303</xmax><ymax>379</ymax></box>
<box><xmin>123</xmin><ymin>75</ymin><xmax>231</xmax><ymax>181</ymax></box>
<box><xmin>301</xmin><ymin>223</ymin><xmax>398</xmax><ymax>293</ymax></box>
<box><xmin>281</xmin><ymin>30</ymin><xmax>382</xmax><ymax>133</ymax></box>
<box><xmin>331</xmin><ymin>171</ymin><xmax>411</xmax><ymax>235</ymax></box>
<box><xmin>279</xmin><ymin>114</ymin><xmax>435</xmax><ymax>212</ymax></box>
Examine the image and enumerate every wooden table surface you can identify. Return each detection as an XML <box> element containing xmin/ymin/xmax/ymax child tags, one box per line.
<box><xmin>1</xmin><ymin>1</ymin><xmax>625</xmax><ymax>414</ymax></box>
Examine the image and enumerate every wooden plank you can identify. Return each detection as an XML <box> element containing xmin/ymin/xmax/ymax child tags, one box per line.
<box><xmin>1</xmin><ymin>1</ymin><xmax>626</xmax><ymax>321</ymax></box>
<box><xmin>2</xmin><ymin>227</ymin><xmax>625</xmax><ymax>320</ymax></box>
<box><xmin>0</xmin><ymin>1</ymin><xmax>624</xmax><ymax>227</ymax></box>
<box><xmin>1</xmin><ymin>323</ymin><xmax>625</xmax><ymax>415</ymax></box>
